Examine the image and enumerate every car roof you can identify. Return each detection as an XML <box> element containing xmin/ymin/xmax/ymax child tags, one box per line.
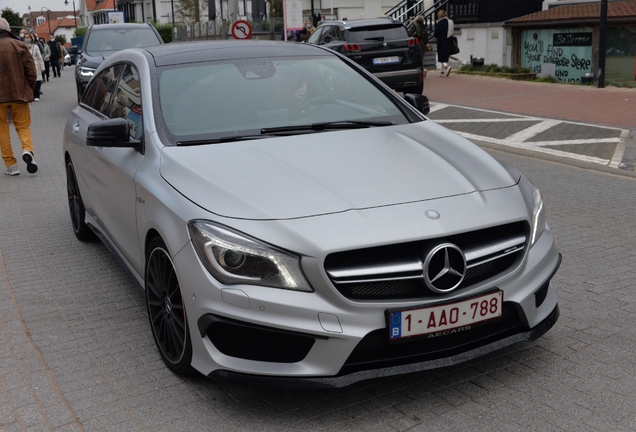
<box><xmin>325</xmin><ymin>18</ymin><xmax>403</xmax><ymax>28</ymax></box>
<box><xmin>143</xmin><ymin>40</ymin><xmax>333</xmax><ymax>67</ymax></box>
<box><xmin>89</xmin><ymin>23</ymin><xmax>155</xmax><ymax>31</ymax></box>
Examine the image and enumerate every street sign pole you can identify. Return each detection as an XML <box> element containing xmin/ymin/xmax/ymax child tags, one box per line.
<box><xmin>598</xmin><ymin>0</ymin><xmax>607</xmax><ymax>88</ymax></box>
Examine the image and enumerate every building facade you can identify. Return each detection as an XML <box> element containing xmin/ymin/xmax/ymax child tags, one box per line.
<box><xmin>507</xmin><ymin>0</ymin><xmax>636</xmax><ymax>84</ymax></box>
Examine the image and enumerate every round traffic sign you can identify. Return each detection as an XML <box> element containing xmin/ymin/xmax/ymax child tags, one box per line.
<box><xmin>231</xmin><ymin>20</ymin><xmax>252</xmax><ymax>40</ymax></box>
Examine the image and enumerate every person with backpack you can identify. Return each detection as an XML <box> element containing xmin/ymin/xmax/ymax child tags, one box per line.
<box><xmin>409</xmin><ymin>15</ymin><xmax>429</xmax><ymax>79</ymax></box>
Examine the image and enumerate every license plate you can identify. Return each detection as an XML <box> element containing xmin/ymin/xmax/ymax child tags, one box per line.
<box><xmin>373</xmin><ymin>56</ymin><xmax>400</xmax><ymax>65</ymax></box>
<box><xmin>388</xmin><ymin>291</ymin><xmax>503</xmax><ymax>340</ymax></box>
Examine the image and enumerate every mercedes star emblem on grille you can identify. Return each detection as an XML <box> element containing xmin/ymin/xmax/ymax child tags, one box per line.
<box><xmin>423</xmin><ymin>243</ymin><xmax>466</xmax><ymax>293</ymax></box>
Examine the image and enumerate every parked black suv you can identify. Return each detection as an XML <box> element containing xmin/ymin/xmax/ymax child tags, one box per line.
<box><xmin>308</xmin><ymin>18</ymin><xmax>424</xmax><ymax>94</ymax></box>
<box><xmin>75</xmin><ymin>23</ymin><xmax>163</xmax><ymax>101</ymax></box>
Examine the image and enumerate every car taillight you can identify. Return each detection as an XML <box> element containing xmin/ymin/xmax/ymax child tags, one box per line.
<box><xmin>408</xmin><ymin>38</ymin><xmax>419</xmax><ymax>46</ymax></box>
<box><xmin>343</xmin><ymin>44</ymin><xmax>362</xmax><ymax>52</ymax></box>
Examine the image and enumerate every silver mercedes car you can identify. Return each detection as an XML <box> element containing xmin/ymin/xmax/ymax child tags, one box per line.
<box><xmin>63</xmin><ymin>41</ymin><xmax>560</xmax><ymax>388</ymax></box>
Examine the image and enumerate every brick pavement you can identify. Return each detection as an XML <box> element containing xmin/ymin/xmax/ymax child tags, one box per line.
<box><xmin>1</xmin><ymin>68</ymin><xmax>636</xmax><ymax>431</ymax></box>
<box><xmin>427</xmin><ymin>104</ymin><xmax>633</xmax><ymax>171</ymax></box>
<box><xmin>421</xmin><ymin>73</ymin><xmax>636</xmax><ymax>130</ymax></box>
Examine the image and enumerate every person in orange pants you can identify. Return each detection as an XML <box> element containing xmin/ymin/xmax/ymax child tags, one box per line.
<box><xmin>0</xmin><ymin>18</ymin><xmax>38</xmax><ymax>175</ymax></box>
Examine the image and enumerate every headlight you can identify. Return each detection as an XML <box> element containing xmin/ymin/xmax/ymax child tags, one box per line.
<box><xmin>188</xmin><ymin>220</ymin><xmax>312</xmax><ymax>292</ymax></box>
<box><xmin>79</xmin><ymin>67</ymin><xmax>95</xmax><ymax>77</ymax></box>
<box><xmin>530</xmin><ymin>186</ymin><xmax>546</xmax><ymax>246</ymax></box>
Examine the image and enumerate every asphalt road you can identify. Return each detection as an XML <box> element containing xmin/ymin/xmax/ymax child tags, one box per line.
<box><xmin>1</xmin><ymin>71</ymin><xmax>636</xmax><ymax>431</ymax></box>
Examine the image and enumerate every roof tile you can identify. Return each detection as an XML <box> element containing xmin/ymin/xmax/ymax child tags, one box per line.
<box><xmin>507</xmin><ymin>0</ymin><xmax>636</xmax><ymax>25</ymax></box>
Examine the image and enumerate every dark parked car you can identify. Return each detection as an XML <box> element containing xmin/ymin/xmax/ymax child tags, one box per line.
<box><xmin>75</xmin><ymin>23</ymin><xmax>163</xmax><ymax>101</ymax></box>
<box><xmin>308</xmin><ymin>18</ymin><xmax>424</xmax><ymax>94</ymax></box>
<box><xmin>67</xmin><ymin>45</ymin><xmax>80</xmax><ymax>65</ymax></box>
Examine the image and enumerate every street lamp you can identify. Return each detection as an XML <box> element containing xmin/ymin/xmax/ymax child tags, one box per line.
<box><xmin>41</xmin><ymin>7</ymin><xmax>51</xmax><ymax>36</ymax></box>
<box><xmin>64</xmin><ymin>0</ymin><xmax>78</xmax><ymax>28</ymax></box>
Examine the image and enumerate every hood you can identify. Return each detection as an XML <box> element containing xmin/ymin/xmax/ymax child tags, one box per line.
<box><xmin>160</xmin><ymin>121</ymin><xmax>520</xmax><ymax>220</ymax></box>
<box><xmin>80</xmin><ymin>52</ymin><xmax>108</xmax><ymax>69</ymax></box>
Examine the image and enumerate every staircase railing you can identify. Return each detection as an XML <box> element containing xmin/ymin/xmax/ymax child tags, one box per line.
<box><xmin>387</xmin><ymin>0</ymin><xmax>480</xmax><ymax>37</ymax></box>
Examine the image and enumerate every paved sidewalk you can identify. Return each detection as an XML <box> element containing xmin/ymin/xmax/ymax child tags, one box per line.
<box><xmin>422</xmin><ymin>73</ymin><xmax>636</xmax><ymax>129</ymax></box>
<box><xmin>422</xmin><ymin>74</ymin><xmax>636</xmax><ymax>173</ymax></box>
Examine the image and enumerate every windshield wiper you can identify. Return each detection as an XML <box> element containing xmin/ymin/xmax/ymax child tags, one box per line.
<box><xmin>176</xmin><ymin>134</ymin><xmax>267</xmax><ymax>146</ymax></box>
<box><xmin>364</xmin><ymin>37</ymin><xmax>385</xmax><ymax>41</ymax></box>
<box><xmin>176</xmin><ymin>121</ymin><xmax>394</xmax><ymax>144</ymax></box>
<box><xmin>261</xmin><ymin>120</ymin><xmax>393</xmax><ymax>134</ymax></box>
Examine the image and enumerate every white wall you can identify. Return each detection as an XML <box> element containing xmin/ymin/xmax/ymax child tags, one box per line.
<box><xmin>450</xmin><ymin>24</ymin><xmax>509</xmax><ymax>67</ymax></box>
<box><xmin>55</xmin><ymin>26</ymin><xmax>76</xmax><ymax>43</ymax></box>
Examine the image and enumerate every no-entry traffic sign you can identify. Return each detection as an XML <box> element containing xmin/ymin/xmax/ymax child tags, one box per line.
<box><xmin>231</xmin><ymin>20</ymin><xmax>253</xmax><ymax>40</ymax></box>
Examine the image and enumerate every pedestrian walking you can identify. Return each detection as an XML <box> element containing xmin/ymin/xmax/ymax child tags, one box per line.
<box><xmin>40</xmin><ymin>37</ymin><xmax>51</xmax><ymax>82</ymax></box>
<box><xmin>23</xmin><ymin>33</ymin><xmax>45</xmax><ymax>101</ymax></box>
<box><xmin>59</xmin><ymin>43</ymin><xmax>67</xmax><ymax>71</ymax></box>
<box><xmin>434</xmin><ymin>9</ymin><xmax>454</xmax><ymax>77</ymax></box>
<box><xmin>409</xmin><ymin>15</ymin><xmax>429</xmax><ymax>79</ymax></box>
<box><xmin>34</xmin><ymin>33</ymin><xmax>44</xmax><ymax>55</ymax></box>
<box><xmin>47</xmin><ymin>35</ymin><xmax>61</xmax><ymax>78</ymax></box>
<box><xmin>0</xmin><ymin>18</ymin><xmax>39</xmax><ymax>176</ymax></box>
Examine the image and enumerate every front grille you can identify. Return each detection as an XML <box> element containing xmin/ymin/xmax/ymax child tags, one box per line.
<box><xmin>325</xmin><ymin>222</ymin><xmax>527</xmax><ymax>301</ymax></box>
<box><xmin>339</xmin><ymin>303</ymin><xmax>523</xmax><ymax>375</ymax></box>
<box><xmin>200</xmin><ymin>315</ymin><xmax>316</xmax><ymax>363</ymax></box>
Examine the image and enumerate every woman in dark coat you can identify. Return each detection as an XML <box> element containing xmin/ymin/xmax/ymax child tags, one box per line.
<box><xmin>434</xmin><ymin>9</ymin><xmax>454</xmax><ymax>77</ymax></box>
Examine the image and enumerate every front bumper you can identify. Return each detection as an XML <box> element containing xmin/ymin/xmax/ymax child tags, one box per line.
<box><xmin>174</xmin><ymin>220</ymin><xmax>561</xmax><ymax>387</ymax></box>
<box><xmin>209</xmin><ymin>302</ymin><xmax>560</xmax><ymax>389</ymax></box>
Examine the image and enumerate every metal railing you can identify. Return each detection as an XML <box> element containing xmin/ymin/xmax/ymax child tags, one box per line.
<box><xmin>387</xmin><ymin>0</ymin><xmax>480</xmax><ymax>37</ymax></box>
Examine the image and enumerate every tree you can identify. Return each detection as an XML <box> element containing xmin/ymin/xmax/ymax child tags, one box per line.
<box><xmin>74</xmin><ymin>27</ymin><xmax>88</xmax><ymax>37</ymax></box>
<box><xmin>269</xmin><ymin>0</ymin><xmax>283</xmax><ymax>18</ymax></box>
<box><xmin>1</xmin><ymin>7</ymin><xmax>23</xmax><ymax>28</ymax></box>
<box><xmin>175</xmin><ymin>0</ymin><xmax>206</xmax><ymax>24</ymax></box>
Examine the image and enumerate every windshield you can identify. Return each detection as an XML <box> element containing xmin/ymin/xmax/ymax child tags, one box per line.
<box><xmin>86</xmin><ymin>28</ymin><xmax>162</xmax><ymax>55</ymax></box>
<box><xmin>159</xmin><ymin>57</ymin><xmax>411</xmax><ymax>143</ymax></box>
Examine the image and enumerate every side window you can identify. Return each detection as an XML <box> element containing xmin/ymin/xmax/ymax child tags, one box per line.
<box><xmin>308</xmin><ymin>27</ymin><xmax>323</xmax><ymax>45</ymax></box>
<box><xmin>336</xmin><ymin>26</ymin><xmax>346</xmax><ymax>41</ymax></box>
<box><xmin>81</xmin><ymin>76</ymin><xmax>101</xmax><ymax>108</ymax></box>
<box><xmin>320</xmin><ymin>26</ymin><xmax>339</xmax><ymax>44</ymax></box>
<box><xmin>111</xmin><ymin>64</ymin><xmax>143</xmax><ymax>141</ymax></box>
<box><xmin>89</xmin><ymin>64</ymin><xmax>123</xmax><ymax>115</ymax></box>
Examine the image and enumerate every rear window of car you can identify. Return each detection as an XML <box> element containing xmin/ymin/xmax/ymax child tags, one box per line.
<box><xmin>346</xmin><ymin>24</ymin><xmax>408</xmax><ymax>43</ymax></box>
<box><xmin>86</xmin><ymin>28</ymin><xmax>162</xmax><ymax>55</ymax></box>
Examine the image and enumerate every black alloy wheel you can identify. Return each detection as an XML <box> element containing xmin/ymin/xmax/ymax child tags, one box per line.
<box><xmin>66</xmin><ymin>160</ymin><xmax>94</xmax><ymax>241</ymax></box>
<box><xmin>146</xmin><ymin>237</ymin><xmax>193</xmax><ymax>375</ymax></box>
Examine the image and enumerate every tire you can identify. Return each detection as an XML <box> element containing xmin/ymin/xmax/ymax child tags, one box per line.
<box><xmin>66</xmin><ymin>160</ymin><xmax>95</xmax><ymax>241</ymax></box>
<box><xmin>413</xmin><ymin>81</ymin><xmax>424</xmax><ymax>95</ymax></box>
<box><xmin>146</xmin><ymin>237</ymin><xmax>194</xmax><ymax>375</ymax></box>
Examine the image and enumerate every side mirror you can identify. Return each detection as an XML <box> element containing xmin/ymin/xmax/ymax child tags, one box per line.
<box><xmin>404</xmin><ymin>93</ymin><xmax>430</xmax><ymax>116</ymax></box>
<box><xmin>87</xmin><ymin>118</ymin><xmax>141</xmax><ymax>150</ymax></box>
